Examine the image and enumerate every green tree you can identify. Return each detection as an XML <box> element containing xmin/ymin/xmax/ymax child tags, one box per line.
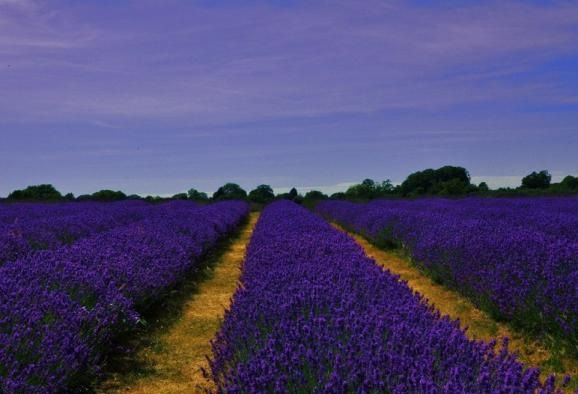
<box><xmin>7</xmin><ymin>184</ymin><xmax>63</xmax><ymax>201</ymax></box>
<box><xmin>304</xmin><ymin>190</ymin><xmax>328</xmax><ymax>200</ymax></box>
<box><xmin>439</xmin><ymin>178</ymin><xmax>469</xmax><ymax>196</ymax></box>
<box><xmin>248</xmin><ymin>184</ymin><xmax>275</xmax><ymax>204</ymax></box>
<box><xmin>187</xmin><ymin>188</ymin><xmax>209</xmax><ymax>202</ymax></box>
<box><xmin>377</xmin><ymin>180</ymin><xmax>394</xmax><ymax>194</ymax></box>
<box><xmin>212</xmin><ymin>183</ymin><xmax>247</xmax><ymax>201</ymax></box>
<box><xmin>346</xmin><ymin>179</ymin><xmax>375</xmax><ymax>199</ymax></box>
<box><xmin>301</xmin><ymin>190</ymin><xmax>327</xmax><ymax>209</ymax></box>
<box><xmin>400</xmin><ymin>166</ymin><xmax>470</xmax><ymax>196</ymax></box>
<box><xmin>276</xmin><ymin>187</ymin><xmax>302</xmax><ymax>202</ymax></box>
<box><xmin>401</xmin><ymin>168</ymin><xmax>434</xmax><ymax>196</ymax></box>
<box><xmin>172</xmin><ymin>193</ymin><xmax>189</xmax><ymax>200</ymax></box>
<box><xmin>361</xmin><ymin>178</ymin><xmax>375</xmax><ymax>188</ymax></box>
<box><xmin>330</xmin><ymin>192</ymin><xmax>346</xmax><ymax>199</ymax></box>
<box><xmin>521</xmin><ymin>170</ymin><xmax>551</xmax><ymax>189</ymax></box>
<box><xmin>145</xmin><ymin>195</ymin><xmax>165</xmax><ymax>203</ymax></box>
<box><xmin>560</xmin><ymin>175</ymin><xmax>578</xmax><ymax>191</ymax></box>
<box><xmin>90</xmin><ymin>190</ymin><xmax>127</xmax><ymax>201</ymax></box>
<box><xmin>346</xmin><ymin>178</ymin><xmax>395</xmax><ymax>200</ymax></box>
<box><xmin>478</xmin><ymin>182</ymin><xmax>489</xmax><ymax>192</ymax></box>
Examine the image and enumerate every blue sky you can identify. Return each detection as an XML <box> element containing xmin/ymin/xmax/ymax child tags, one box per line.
<box><xmin>1</xmin><ymin>0</ymin><xmax>577</xmax><ymax>196</ymax></box>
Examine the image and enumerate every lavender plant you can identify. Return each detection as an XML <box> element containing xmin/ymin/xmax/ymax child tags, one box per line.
<box><xmin>209</xmin><ymin>201</ymin><xmax>562</xmax><ymax>393</ymax></box>
<box><xmin>0</xmin><ymin>201</ymin><xmax>154</xmax><ymax>265</ymax></box>
<box><xmin>317</xmin><ymin>197</ymin><xmax>578</xmax><ymax>354</ymax></box>
<box><xmin>0</xmin><ymin>201</ymin><xmax>249</xmax><ymax>394</ymax></box>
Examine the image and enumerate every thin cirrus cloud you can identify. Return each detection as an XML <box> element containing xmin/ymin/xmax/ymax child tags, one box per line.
<box><xmin>1</xmin><ymin>0</ymin><xmax>577</xmax><ymax>121</ymax></box>
<box><xmin>0</xmin><ymin>0</ymin><xmax>577</xmax><ymax>195</ymax></box>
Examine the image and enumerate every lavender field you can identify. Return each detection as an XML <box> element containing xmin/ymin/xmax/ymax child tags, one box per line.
<box><xmin>209</xmin><ymin>201</ymin><xmax>566</xmax><ymax>393</ymax></box>
<box><xmin>1</xmin><ymin>198</ymin><xmax>577</xmax><ymax>393</ymax></box>
<box><xmin>0</xmin><ymin>201</ymin><xmax>249</xmax><ymax>393</ymax></box>
<box><xmin>317</xmin><ymin>198</ymin><xmax>578</xmax><ymax>356</ymax></box>
<box><xmin>3</xmin><ymin>0</ymin><xmax>578</xmax><ymax>392</ymax></box>
<box><xmin>0</xmin><ymin>201</ymin><xmax>152</xmax><ymax>265</ymax></box>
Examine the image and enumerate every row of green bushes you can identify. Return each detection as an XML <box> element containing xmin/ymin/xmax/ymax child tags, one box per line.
<box><xmin>332</xmin><ymin>167</ymin><xmax>578</xmax><ymax>200</ymax></box>
<box><xmin>2</xmin><ymin>183</ymin><xmax>314</xmax><ymax>205</ymax></box>
<box><xmin>4</xmin><ymin>167</ymin><xmax>577</xmax><ymax>204</ymax></box>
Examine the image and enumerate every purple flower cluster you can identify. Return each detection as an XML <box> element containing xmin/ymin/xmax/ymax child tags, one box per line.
<box><xmin>316</xmin><ymin>197</ymin><xmax>578</xmax><ymax>351</ymax></box>
<box><xmin>0</xmin><ymin>201</ymin><xmax>249</xmax><ymax>394</ymax></box>
<box><xmin>209</xmin><ymin>201</ymin><xmax>559</xmax><ymax>393</ymax></box>
<box><xmin>0</xmin><ymin>201</ymin><xmax>154</xmax><ymax>265</ymax></box>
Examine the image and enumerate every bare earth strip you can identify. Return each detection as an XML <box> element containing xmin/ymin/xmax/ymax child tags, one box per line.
<box><xmin>98</xmin><ymin>212</ymin><xmax>259</xmax><ymax>394</ymax></box>
<box><xmin>334</xmin><ymin>224</ymin><xmax>578</xmax><ymax>390</ymax></box>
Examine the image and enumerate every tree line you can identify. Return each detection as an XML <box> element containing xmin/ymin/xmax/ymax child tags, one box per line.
<box><xmin>333</xmin><ymin>167</ymin><xmax>578</xmax><ymax>199</ymax></box>
<box><xmin>3</xmin><ymin>166</ymin><xmax>578</xmax><ymax>203</ymax></box>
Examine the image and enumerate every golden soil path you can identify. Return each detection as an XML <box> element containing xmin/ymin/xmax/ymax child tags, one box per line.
<box><xmin>335</xmin><ymin>224</ymin><xmax>578</xmax><ymax>390</ymax></box>
<box><xmin>98</xmin><ymin>212</ymin><xmax>259</xmax><ymax>394</ymax></box>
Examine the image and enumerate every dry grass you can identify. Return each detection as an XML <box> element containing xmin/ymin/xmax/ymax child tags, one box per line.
<box><xmin>97</xmin><ymin>212</ymin><xmax>259</xmax><ymax>394</ymax></box>
<box><xmin>335</xmin><ymin>224</ymin><xmax>578</xmax><ymax>391</ymax></box>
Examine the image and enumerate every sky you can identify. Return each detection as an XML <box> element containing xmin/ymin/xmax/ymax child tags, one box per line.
<box><xmin>1</xmin><ymin>0</ymin><xmax>577</xmax><ymax>196</ymax></box>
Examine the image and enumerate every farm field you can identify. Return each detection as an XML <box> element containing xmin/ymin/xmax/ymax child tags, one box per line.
<box><xmin>0</xmin><ymin>201</ymin><xmax>249</xmax><ymax>393</ymax></box>
<box><xmin>4</xmin><ymin>0</ymin><xmax>578</xmax><ymax>392</ymax></box>
<box><xmin>336</xmin><ymin>225</ymin><xmax>578</xmax><ymax>388</ymax></box>
<box><xmin>1</xmin><ymin>198</ymin><xmax>577</xmax><ymax>393</ymax></box>
<box><xmin>316</xmin><ymin>198</ymin><xmax>578</xmax><ymax>352</ymax></box>
<box><xmin>318</xmin><ymin>197</ymin><xmax>578</xmax><ymax>390</ymax></box>
<box><xmin>209</xmin><ymin>201</ymin><xmax>571</xmax><ymax>393</ymax></box>
<box><xmin>0</xmin><ymin>201</ymin><xmax>152</xmax><ymax>265</ymax></box>
<box><xmin>97</xmin><ymin>212</ymin><xmax>259</xmax><ymax>394</ymax></box>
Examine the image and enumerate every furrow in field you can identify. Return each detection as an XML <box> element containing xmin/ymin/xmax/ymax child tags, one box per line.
<box><xmin>335</xmin><ymin>223</ymin><xmax>578</xmax><ymax>391</ymax></box>
<box><xmin>97</xmin><ymin>212</ymin><xmax>259</xmax><ymax>394</ymax></box>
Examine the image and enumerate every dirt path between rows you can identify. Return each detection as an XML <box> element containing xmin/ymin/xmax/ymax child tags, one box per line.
<box><xmin>98</xmin><ymin>212</ymin><xmax>259</xmax><ymax>394</ymax></box>
<box><xmin>335</xmin><ymin>224</ymin><xmax>578</xmax><ymax>390</ymax></box>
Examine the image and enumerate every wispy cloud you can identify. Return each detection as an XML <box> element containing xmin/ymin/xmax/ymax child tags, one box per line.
<box><xmin>1</xmin><ymin>1</ymin><xmax>578</xmax><ymax>123</ymax></box>
<box><xmin>1</xmin><ymin>1</ymin><xmax>577</xmax><ymax>195</ymax></box>
<box><xmin>0</xmin><ymin>0</ymin><xmax>36</xmax><ymax>11</ymax></box>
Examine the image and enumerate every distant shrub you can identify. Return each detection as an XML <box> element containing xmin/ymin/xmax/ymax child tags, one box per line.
<box><xmin>400</xmin><ymin>166</ymin><xmax>471</xmax><ymax>196</ymax></box>
<box><xmin>89</xmin><ymin>190</ymin><xmax>127</xmax><ymax>201</ymax></box>
<box><xmin>187</xmin><ymin>188</ymin><xmax>209</xmax><ymax>202</ymax></box>
<box><xmin>345</xmin><ymin>179</ymin><xmax>394</xmax><ymax>200</ymax></box>
<box><xmin>172</xmin><ymin>193</ymin><xmax>189</xmax><ymax>200</ymax></box>
<box><xmin>304</xmin><ymin>190</ymin><xmax>328</xmax><ymax>200</ymax></box>
<box><xmin>212</xmin><ymin>183</ymin><xmax>247</xmax><ymax>201</ymax></box>
<box><xmin>248</xmin><ymin>185</ymin><xmax>275</xmax><ymax>204</ymax></box>
<box><xmin>521</xmin><ymin>170</ymin><xmax>551</xmax><ymax>189</ymax></box>
<box><xmin>7</xmin><ymin>184</ymin><xmax>63</xmax><ymax>201</ymax></box>
<box><xmin>561</xmin><ymin>175</ymin><xmax>578</xmax><ymax>191</ymax></box>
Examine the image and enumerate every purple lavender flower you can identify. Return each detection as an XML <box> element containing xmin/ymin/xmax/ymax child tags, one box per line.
<box><xmin>209</xmin><ymin>201</ymin><xmax>558</xmax><ymax>393</ymax></box>
<box><xmin>0</xmin><ymin>201</ymin><xmax>249</xmax><ymax>394</ymax></box>
<box><xmin>317</xmin><ymin>197</ymin><xmax>578</xmax><ymax>353</ymax></box>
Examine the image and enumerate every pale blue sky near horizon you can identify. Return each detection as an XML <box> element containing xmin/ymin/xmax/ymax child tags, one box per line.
<box><xmin>1</xmin><ymin>0</ymin><xmax>577</xmax><ymax>197</ymax></box>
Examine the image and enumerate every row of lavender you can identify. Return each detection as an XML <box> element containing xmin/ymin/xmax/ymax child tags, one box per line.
<box><xmin>316</xmin><ymin>197</ymin><xmax>578</xmax><ymax>353</ymax></box>
<box><xmin>0</xmin><ymin>201</ymin><xmax>249</xmax><ymax>394</ymax></box>
<box><xmin>0</xmin><ymin>201</ymin><xmax>156</xmax><ymax>265</ymax></box>
<box><xmin>0</xmin><ymin>201</ymin><xmax>135</xmax><ymax>223</ymax></box>
<box><xmin>209</xmin><ymin>201</ymin><xmax>563</xmax><ymax>393</ymax></box>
